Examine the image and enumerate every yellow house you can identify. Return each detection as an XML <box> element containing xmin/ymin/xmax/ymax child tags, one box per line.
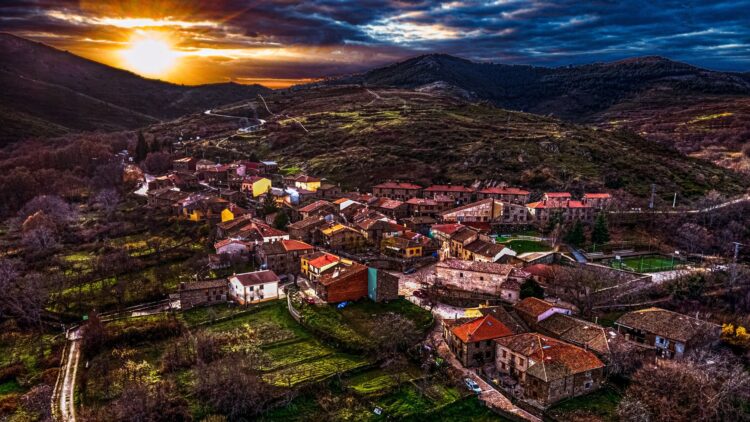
<box><xmin>221</xmin><ymin>204</ymin><xmax>249</xmax><ymax>223</ymax></box>
<box><xmin>294</xmin><ymin>175</ymin><xmax>321</xmax><ymax>192</ymax></box>
<box><xmin>242</xmin><ymin>176</ymin><xmax>272</xmax><ymax>198</ymax></box>
<box><xmin>300</xmin><ymin>251</ymin><xmax>340</xmax><ymax>279</ymax></box>
<box><xmin>382</xmin><ymin>236</ymin><xmax>423</xmax><ymax>258</ymax></box>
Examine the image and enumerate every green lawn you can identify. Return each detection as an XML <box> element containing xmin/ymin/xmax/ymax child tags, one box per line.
<box><xmin>264</xmin><ymin>353</ymin><xmax>369</xmax><ymax>386</ymax></box>
<box><xmin>207</xmin><ymin>302</ymin><xmax>309</xmax><ymax>344</ymax></box>
<box><xmin>373</xmin><ymin>384</ymin><xmax>438</xmax><ymax>419</ymax></box>
<box><xmin>609</xmin><ymin>255</ymin><xmax>678</xmax><ymax>272</ymax></box>
<box><xmin>547</xmin><ymin>387</ymin><xmax>622</xmax><ymax>422</ymax></box>
<box><xmin>260</xmin><ymin>338</ymin><xmax>334</xmax><ymax>371</ymax></box>
<box><xmin>406</xmin><ymin>396</ymin><xmax>509</xmax><ymax>421</ymax></box>
<box><xmin>504</xmin><ymin>239</ymin><xmax>552</xmax><ymax>254</ymax></box>
<box><xmin>0</xmin><ymin>379</ymin><xmax>23</xmax><ymax>396</ymax></box>
<box><xmin>345</xmin><ymin>367</ymin><xmax>423</xmax><ymax>396</ymax></box>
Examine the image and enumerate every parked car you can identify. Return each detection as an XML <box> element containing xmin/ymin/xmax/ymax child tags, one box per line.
<box><xmin>464</xmin><ymin>378</ymin><xmax>482</xmax><ymax>394</ymax></box>
<box><xmin>403</xmin><ymin>267</ymin><xmax>417</xmax><ymax>275</ymax></box>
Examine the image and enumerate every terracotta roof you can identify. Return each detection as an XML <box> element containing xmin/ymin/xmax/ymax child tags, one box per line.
<box><xmin>524</xmin><ymin>264</ymin><xmax>554</xmax><ymax>279</ymax></box>
<box><xmin>478</xmin><ymin>187</ymin><xmax>529</xmax><ymax>195</ymax></box>
<box><xmin>406</xmin><ymin>197</ymin><xmax>439</xmax><ymax>205</ymax></box>
<box><xmin>373</xmin><ymin>181</ymin><xmax>422</xmax><ymax>190</ymax></box>
<box><xmin>495</xmin><ymin>333</ymin><xmax>604</xmax><ymax>381</ymax></box>
<box><xmin>307</xmin><ymin>252</ymin><xmax>340</xmax><ymax>269</ymax></box>
<box><xmin>451</xmin><ymin>227</ymin><xmax>479</xmax><ymax>243</ymax></box>
<box><xmin>615</xmin><ymin>307</ymin><xmax>719</xmax><ymax>343</ymax></box>
<box><xmin>451</xmin><ymin>314</ymin><xmax>513</xmax><ymax>343</ymax></box>
<box><xmin>403</xmin><ymin>216</ymin><xmax>437</xmax><ymax>225</ymax></box>
<box><xmin>441</xmin><ymin>198</ymin><xmax>500</xmax><ymax>216</ymax></box>
<box><xmin>288</xmin><ymin>216</ymin><xmax>325</xmax><ymax>230</ymax></box>
<box><xmin>526</xmin><ymin>200</ymin><xmax>591</xmax><ymax>209</ymax></box>
<box><xmin>373</xmin><ymin>198</ymin><xmax>405</xmax><ymax>210</ymax></box>
<box><xmin>583</xmin><ymin>193</ymin><xmax>612</xmax><ymax>199</ymax></box>
<box><xmin>424</xmin><ymin>184</ymin><xmax>474</xmax><ymax>193</ymax></box>
<box><xmin>282</xmin><ymin>239</ymin><xmax>314</xmax><ymax>252</ymax></box>
<box><xmin>537</xmin><ymin>313</ymin><xmax>610</xmax><ymax>356</ymax></box>
<box><xmin>430</xmin><ymin>223</ymin><xmax>464</xmax><ymax>236</ymax></box>
<box><xmin>544</xmin><ymin>192</ymin><xmax>572</xmax><ymax>198</ymax></box>
<box><xmin>230</xmin><ymin>270</ymin><xmax>280</xmax><ymax>286</ymax></box>
<box><xmin>515</xmin><ymin>297</ymin><xmax>555</xmax><ymax>319</ymax></box>
<box><xmin>214</xmin><ymin>238</ymin><xmax>251</xmax><ymax>250</ymax></box>
<box><xmin>298</xmin><ymin>200</ymin><xmax>333</xmax><ymax>213</ymax></box>
<box><xmin>437</xmin><ymin>259</ymin><xmax>514</xmax><ymax>276</ymax></box>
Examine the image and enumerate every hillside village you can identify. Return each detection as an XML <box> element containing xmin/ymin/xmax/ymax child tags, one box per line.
<box><xmin>128</xmin><ymin>152</ymin><xmax>735</xmax><ymax>419</ymax></box>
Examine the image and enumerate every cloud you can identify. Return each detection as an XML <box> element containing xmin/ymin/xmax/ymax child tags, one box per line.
<box><xmin>1</xmin><ymin>0</ymin><xmax>749</xmax><ymax>86</ymax></box>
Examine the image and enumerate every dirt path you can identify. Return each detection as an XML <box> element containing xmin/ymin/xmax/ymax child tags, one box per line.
<box><xmin>58</xmin><ymin>329</ymin><xmax>81</xmax><ymax>422</ymax></box>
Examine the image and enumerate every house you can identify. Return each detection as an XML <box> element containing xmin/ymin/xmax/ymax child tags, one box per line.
<box><xmin>371</xmin><ymin>198</ymin><xmax>409</xmax><ymax>220</ymax></box>
<box><xmin>147</xmin><ymin>188</ymin><xmax>188</xmax><ymax>211</ymax></box>
<box><xmin>424</xmin><ymin>185</ymin><xmax>475</xmax><ymax>204</ymax></box>
<box><xmin>315</xmin><ymin>183</ymin><xmax>342</xmax><ymax>199</ymax></box>
<box><xmin>320</xmin><ymin>224</ymin><xmax>367</xmax><ymax>252</ymax></box>
<box><xmin>257</xmin><ymin>239</ymin><xmax>315</xmax><ymax>276</ymax></box>
<box><xmin>440</xmin><ymin>198</ymin><xmax>504</xmax><ymax>224</ymax></box>
<box><xmin>298</xmin><ymin>200</ymin><xmax>337</xmax><ymax>220</ymax></box>
<box><xmin>177</xmin><ymin>195</ymin><xmax>230</xmax><ymax>223</ymax></box>
<box><xmin>372</xmin><ymin>182</ymin><xmax>423</xmax><ymax>201</ymax></box>
<box><xmin>315</xmin><ymin>259</ymin><xmax>369</xmax><ymax>303</ymax></box>
<box><xmin>195</xmin><ymin>159</ymin><xmax>215</xmax><ymax>171</ymax></box>
<box><xmin>514</xmin><ymin>297</ymin><xmax>573</xmax><ymax>326</ymax></box>
<box><xmin>215</xmin><ymin>214</ymin><xmax>256</xmax><ymax>238</ymax></box>
<box><xmin>178</xmin><ymin>280</ymin><xmax>228</xmax><ymax>309</ymax></box>
<box><xmin>582</xmin><ymin>193</ymin><xmax>612</xmax><ymax>209</ymax></box>
<box><xmin>356</xmin><ymin>218</ymin><xmax>406</xmax><ymax>246</ymax></box>
<box><xmin>447</xmin><ymin>226</ymin><xmax>481</xmax><ymax>259</ymax></box>
<box><xmin>476</xmin><ymin>187</ymin><xmax>530</xmax><ymax>204</ymax></box>
<box><xmin>236</xmin><ymin>221</ymin><xmax>289</xmax><ymax>244</ymax></box>
<box><xmin>543</xmin><ymin>192</ymin><xmax>572</xmax><ymax>201</ymax></box>
<box><xmin>287</xmin><ymin>215</ymin><xmax>327</xmax><ymax>244</ymax></box>
<box><xmin>406</xmin><ymin>197</ymin><xmax>451</xmax><ymax>217</ymax></box>
<box><xmin>462</xmin><ymin>239</ymin><xmax>516</xmax><ymax>262</ymax></box>
<box><xmin>294</xmin><ymin>175</ymin><xmax>321</xmax><ymax>192</ymax></box>
<box><xmin>228</xmin><ymin>270</ymin><xmax>281</xmax><ymax>305</ymax></box>
<box><xmin>220</xmin><ymin>203</ymin><xmax>250</xmax><ymax>223</ymax></box>
<box><xmin>443</xmin><ymin>314</ymin><xmax>514</xmax><ymax>367</ymax></box>
<box><xmin>214</xmin><ymin>238</ymin><xmax>253</xmax><ymax>256</ymax></box>
<box><xmin>260</xmin><ymin>160</ymin><xmax>278</xmax><ymax>173</ymax></box>
<box><xmin>381</xmin><ymin>235</ymin><xmax>423</xmax><ymax>258</ymax></box>
<box><xmin>219</xmin><ymin>189</ymin><xmax>243</xmax><ymax>204</ymax></box>
<box><xmin>526</xmin><ymin>200</ymin><xmax>595</xmax><ymax>225</ymax></box>
<box><xmin>201</xmin><ymin>164</ymin><xmax>230</xmax><ymax>185</ymax></box>
<box><xmin>300</xmin><ymin>251</ymin><xmax>340</xmax><ymax>281</ymax></box>
<box><xmin>535</xmin><ymin>313</ymin><xmax>611</xmax><ymax>358</ymax></box>
<box><xmin>494</xmin><ymin>333</ymin><xmax>605</xmax><ymax>406</ymax></box>
<box><xmin>241</xmin><ymin>176</ymin><xmax>272</xmax><ymax>198</ymax></box>
<box><xmin>614</xmin><ymin>308</ymin><xmax>720</xmax><ymax>359</ymax></box>
<box><xmin>402</xmin><ymin>216</ymin><xmax>437</xmax><ymax>235</ymax></box>
<box><xmin>523</xmin><ymin>264</ymin><xmax>555</xmax><ymax>285</ymax></box>
<box><xmin>367</xmin><ymin>267</ymin><xmax>400</xmax><ymax>302</ymax></box>
<box><xmin>173</xmin><ymin>157</ymin><xmax>197</xmax><ymax>172</ymax></box>
<box><xmin>435</xmin><ymin>259</ymin><xmax>527</xmax><ymax>303</ymax></box>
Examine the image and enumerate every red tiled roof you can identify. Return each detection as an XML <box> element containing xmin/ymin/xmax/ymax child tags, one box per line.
<box><xmin>308</xmin><ymin>252</ymin><xmax>340</xmax><ymax>268</ymax></box>
<box><xmin>544</xmin><ymin>192</ymin><xmax>572</xmax><ymax>198</ymax></box>
<box><xmin>213</xmin><ymin>238</ymin><xmax>251</xmax><ymax>250</ymax></box>
<box><xmin>373</xmin><ymin>182</ymin><xmax>422</xmax><ymax>190</ymax></box>
<box><xmin>295</xmin><ymin>175</ymin><xmax>320</xmax><ymax>183</ymax></box>
<box><xmin>526</xmin><ymin>200</ymin><xmax>591</xmax><ymax>209</ymax></box>
<box><xmin>451</xmin><ymin>314</ymin><xmax>513</xmax><ymax>343</ymax></box>
<box><xmin>298</xmin><ymin>200</ymin><xmax>333</xmax><ymax>213</ymax></box>
<box><xmin>583</xmin><ymin>193</ymin><xmax>612</xmax><ymax>199</ymax></box>
<box><xmin>424</xmin><ymin>184</ymin><xmax>474</xmax><ymax>193</ymax></box>
<box><xmin>524</xmin><ymin>264</ymin><xmax>554</xmax><ymax>278</ymax></box>
<box><xmin>282</xmin><ymin>239</ymin><xmax>314</xmax><ymax>252</ymax></box>
<box><xmin>373</xmin><ymin>197</ymin><xmax>405</xmax><ymax>209</ymax></box>
<box><xmin>430</xmin><ymin>223</ymin><xmax>464</xmax><ymax>235</ymax></box>
<box><xmin>406</xmin><ymin>197</ymin><xmax>438</xmax><ymax>205</ymax></box>
<box><xmin>478</xmin><ymin>187</ymin><xmax>530</xmax><ymax>195</ymax></box>
<box><xmin>515</xmin><ymin>297</ymin><xmax>554</xmax><ymax>318</ymax></box>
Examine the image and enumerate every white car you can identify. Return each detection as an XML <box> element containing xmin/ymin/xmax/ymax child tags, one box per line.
<box><xmin>464</xmin><ymin>378</ymin><xmax>482</xmax><ymax>394</ymax></box>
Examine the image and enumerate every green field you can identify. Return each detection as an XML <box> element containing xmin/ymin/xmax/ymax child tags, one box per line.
<box><xmin>504</xmin><ymin>239</ymin><xmax>552</xmax><ymax>254</ymax></box>
<box><xmin>609</xmin><ymin>255</ymin><xmax>678</xmax><ymax>272</ymax></box>
<box><xmin>548</xmin><ymin>387</ymin><xmax>622</xmax><ymax>422</ymax></box>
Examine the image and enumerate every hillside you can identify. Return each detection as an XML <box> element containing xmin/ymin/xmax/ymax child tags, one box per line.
<box><xmin>332</xmin><ymin>54</ymin><xmax>750</xmax><ymax>170</ymax></box>
<box><xmin>0</xmin><ymin>33</ymin><xmax>272</xmax><ymax>144</ymax></box>
<box><xmin>144</xmin><ymin>86</ymin><xmax>748</xmax><ymax>200</ymax></box>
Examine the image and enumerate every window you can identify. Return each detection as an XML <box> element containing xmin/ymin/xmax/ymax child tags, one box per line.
<box><xmin>518</xmin><ymin>358</ymin><xmax>524</xmax><ymax>366</ymax></box>
<box><xmin>479</xmin><ymin>276</ymin><xmax>484</xmax><ymax>281</ymax></box>
<box><xmin>459</xmin><ymin>272</ymin><xmax>463</xmax><ymax>278</ymax></box>
<box><xmin>502</xmin><ymin>350</ymin><xmax>507</xmax><ymax>358</ymax></box>
<box><xmin>584</xmin><ymin>381</ymin><xmax>593</xmax><ymax>390</ymax></box>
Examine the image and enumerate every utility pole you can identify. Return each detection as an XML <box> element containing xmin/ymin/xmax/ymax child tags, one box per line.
<box><xmin>649</xmin><ymin>184</ymin><xmax>656</xmax><ymax>209</ymax></box>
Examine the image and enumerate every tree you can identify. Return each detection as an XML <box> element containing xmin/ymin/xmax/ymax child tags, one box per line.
<box><xmin>273</xmin><ymin>211</ymin><xmax>289</xmax><ymax>230</ymax></box>
<box><xmin>262</xmin><ymin>192</ymin><xmax>278</xmax><ymax>216</ymax></box>
<box><xmin>591</xmin><ymin>214</ymin><xmax>610</xmax><ymax>245</ymax></box>
<box><xmin>143</xmin><ymin>152</ymin><xmax>173</xmax><ymax>174</ymax></box>
<box><xmin>520</xmin><ymin>278</ymin><xmax>544</xmax><ymax>299</ymax></box>
<box><xmin>369</xmin><ymin>313</ymin><xmax>421</xmax><ymax>360</ymax></box>
<box><xmin>135</xmin><ymin>131</ymin><xmax>148</xmax><ymax>162</ymax></box>
<box><xmin>81</xmin><ymin>310</ymin><xmax>107</xmax><ymax>359</ymax></box>
<box><xmin>109</xmin><ymin>380</ymin><xmax>192</xmax><ymax>422</ymax></box>
<box><xmin>149</xmin><ymin>137</ymin><xmax>162</xmax><ymax>153</ymax></box>
<box><xmin>93</xmin><ymin>189</ymin><xmax>120</xmax><ymax>217</ymax></box>
<box><xmin>618</xmin><ymin>349</ymin><xmax>750</xmax><ymax>422</ymax></box>
<box><xmin>564</xmin><ymin>221</ymin><xmax>585</xmax><ymax>246</ymax></box>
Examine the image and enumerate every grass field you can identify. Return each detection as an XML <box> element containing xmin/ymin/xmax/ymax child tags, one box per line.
<box><xmin>504</xmin><ymin>239</ymin><xmax>552</xmax><ymax>254</ymax></box>
<box><xmin>609</xmin><ymin>255</ymin><xmax>678</xmax><ymax>272</ymax></box>
<box><xmin>345</xmin><ymin>367</ymin><xmax>422</xmax><ymax>396</ymax></box>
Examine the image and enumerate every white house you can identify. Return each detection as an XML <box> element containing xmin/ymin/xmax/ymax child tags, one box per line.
<box><xmin>514</xmin><ymin>297</ymin><xmax>573</xmax><ymax>326</ymax></box>
<box><xmin>228</xmin><ymin>270</ymin><xmax>280</xmax><ymax>305</ymax></box>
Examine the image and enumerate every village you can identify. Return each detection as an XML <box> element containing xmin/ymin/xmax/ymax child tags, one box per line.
<box><xmin>133</xmin><ymin>154</ymin><xmax>728</xmax><ymax>420</ymax></box>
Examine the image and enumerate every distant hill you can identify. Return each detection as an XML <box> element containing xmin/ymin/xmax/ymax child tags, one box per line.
<box><xmin>332</xmin><ymin>54</ymin><xmax>750</xmax><ymax>171</ymax></box>
<box><xmin>0</xmin><ymin>33</ymin><xmax>272</xmax><ymax>144</ymax></box>
<box><xmin>144</xmin><ymin>86</ymin><xmax>748</xmax><ymax>200</ymax></box>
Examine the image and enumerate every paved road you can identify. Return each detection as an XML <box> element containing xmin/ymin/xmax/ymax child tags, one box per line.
<box><xmin>609</xmin><ymin>194</ymin><xmax>750</xmax><ymax>215</ymax></box>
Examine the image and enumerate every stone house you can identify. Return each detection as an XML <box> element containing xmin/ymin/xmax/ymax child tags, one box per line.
<box><xmin>257</xmin><ymin>239</ymin><xmax>315</xmax><ymax>276</ymax></box>
<box><xmin>440</xmin><ymin>199</ymin><xmax>504</xmax><ymax>224</ymax></box>
<box><xmin>582</xmin><ymin>193</ymin><xmax>613</xmax><ymax>209</ymax></box>
<box><xmin>435</xmin><ymin>259</ymin><xmax>527</xmax><ymax>303</ymax></box>
<box><xmin>372</xmin><ymin>181</ymin><xmax>423</xmax><ymax>201</ymax></box>
<box><xmin>424</xmin><ymin>185</ymin><xmax>475</xmax><ymax>204</ymax></box>
<box><xmin>320</xmin><ymin>224</ymin><xmax>367</xmax><ymax>252</ymax></box>
<box><xmin>443</xmin><ymin>314</ymin><xmax>514</xmax><ymax>367</ymax></box>
<box><xmin>614</xmin><ymin>307</ymin><xmax>720</xmax><ymax>359</ymax></box>
<box><xmin>514</xmin><ymin>297</ymin><xmax>573</xmax><ymax>327</ymax></box>
<box><xmin>178</xmin><ymin>280</ymin><xmax>228</xmax><ymax>309</ymax></box>
<box><xmin>173</xmin><ymin>156</ymin><xmax>197</xmax><ymax>172</ymax></box>
<box><xmin>494</xmin><ymin>333</ymin><xmax>605</xmax><ymax>406</ymax></box>
<box><xmin>287</xmin><ymin>216</ymin><xmax>328</xmax><ymax>244</ymax></box>
<box><xmin>476</xmin><ymin>187</ymin><xmax>530</xmax><ymax>204</ymax></box>
<box><xmin>315</xmin><ymin>260</ymin><xmax>369</xmax><ymax>303</ymax></box>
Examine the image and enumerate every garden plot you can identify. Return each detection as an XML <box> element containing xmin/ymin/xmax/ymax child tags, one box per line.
<box><xmin>264</xmin><ymin>353</ymin><xmax>369</xmax><ymax>387</ymax></box>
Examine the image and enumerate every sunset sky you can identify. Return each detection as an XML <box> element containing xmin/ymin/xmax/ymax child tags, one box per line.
<box><xmin>2</xmin><ymin>1</ymin><xmax>749</xmax><ymax>88</ymax></box>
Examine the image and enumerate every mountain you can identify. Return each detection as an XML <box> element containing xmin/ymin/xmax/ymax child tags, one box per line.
<box><xmin>333</xmin><ymin>54</ymin><xmax>750</xmax><ymax>171</ymax></box>
<box><xmin>0</xmin><ymin>33</ymin><xmax>272</xmax><ymax>144</ymax></box>
<box><xmin>142</xmin><ymin>86</ymin><xmax>748</xmax><ymax>200</ymax></box>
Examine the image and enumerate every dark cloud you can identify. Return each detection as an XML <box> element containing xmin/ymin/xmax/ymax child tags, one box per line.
<box><xmin>1</xmin><ymin>0</ymin><xmax>749</xmax><ymax>84</ymax></box>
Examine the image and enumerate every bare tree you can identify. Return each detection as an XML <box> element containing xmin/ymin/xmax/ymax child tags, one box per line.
<box><xmin>93</xmin><ymin>189</ymin><xmax>120</xmax><ymax>217</ymax></box>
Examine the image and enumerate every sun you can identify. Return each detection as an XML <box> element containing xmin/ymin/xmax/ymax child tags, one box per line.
<box><xmin>121</xmin><ymin>31</ymin><xmax>178</xmax><ymax>78</ymax></box>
